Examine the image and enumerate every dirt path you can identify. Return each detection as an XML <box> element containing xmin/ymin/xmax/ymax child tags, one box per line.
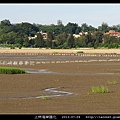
<box><xmin>0</xmin><ymin>48</ymin><xmax>120</xmax><ymax>54</ymax></box>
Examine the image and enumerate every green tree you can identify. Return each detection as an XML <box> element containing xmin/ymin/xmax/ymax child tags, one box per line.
<box><xmin>15</xmin><ymin>38</ymin><xmax>24</xmax><ymax>46</ymax></box>
<box><xmin>65</xmin><ymin>22</ymin><xmax>78</xmax><ymax>34</ymax></box>
<box><xmin>57</xmin><ymin>20</ymin><xmax>63</xmax><ymax>26</ymax></box>
<box><xmin>94</xmin><ymin>39</ymin><xmax>99</xmax><ymax>48</ymax></box>
<box><xmin>29</xmin><ymin>39</ymin><xmax>35</xmax><ymax>47</ymax></box>
<box><xmin>92</xmin><ymin>31</ymin><xmax>103</xmax><ymax>48</ymax></box>
<box><xmin>23</xmin><ymin>35</ymin><xmax>29</xmax><ymax>47</ymax></box>
<box><xmin>7</xmin><ymin>31</ymin><xmax>17</xmax><ymax>44</ymax></box>
<box><xmin>0</xmin><ymin>19</ymin><xmax>11</xmax><ymax>26</ymax></box>
<box><xmin>56</xmin><ymin>32</ymin><xmax>67</xmax><ymax>46</ymax></box>
<box><xmin>78</xmin><ymin>34</ymin><xmax>88</xmax><ymax>47</ymax></box>
<box><xmin>46</xmin><ymin>32</ymin><xmax>54</xmax><ymax>48</ymax></box>
<box><xmin>35</xmin><ymin>33</ymin><xmax>44</xmax><ymax>48</ymax></box>
<box><xmin>89</xmin><ymin>25</ymin><xmax>97</xmax><ymax>32</ymax></box>
<box><xmin>66</xmin><ymin>33</ymin><xmax>74</xmax><ymax>48</ymax></box>
<box><xmin>81</xmin><ymin>23</ymin><xmax>89</xmax><ymax>32</ymax></box>
<box><xmin>0</xmin><ymin>34</ymin><xmax>7</xmax><ymax>44</ymax></box>
<box><xmin>75</xmin><ymin>27</ymin><xmax>81</xmax><ymax>34</ymax></box>
<box><xmin>98</xmin><ymin>22</ymin><xmax>109</xmax><ymax>32</ymax></box>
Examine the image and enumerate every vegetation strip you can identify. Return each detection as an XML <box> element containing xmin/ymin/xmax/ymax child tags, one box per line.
<box><xmin>1</xmin><ymin>19</ymin><xmax>120</xmax><ymax>49</ymax></box>
<box><xmin>0</xmin><ymin>67</ymin><xmax>26</xmax><ymax>74</ymax></box>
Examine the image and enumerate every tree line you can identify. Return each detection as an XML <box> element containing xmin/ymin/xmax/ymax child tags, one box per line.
<box><xmin>0</xmin><ymin>19</ymin><xmax>120</xmax><ymax>49</ymax></box>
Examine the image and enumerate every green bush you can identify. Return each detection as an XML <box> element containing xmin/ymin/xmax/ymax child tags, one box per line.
<box><xmin>0</xmin><ymin>67</ymin><xmax>26</xmax><ymax>74</ymax></box>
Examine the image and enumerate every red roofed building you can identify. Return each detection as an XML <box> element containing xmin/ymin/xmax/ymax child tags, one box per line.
<box><xmin>105</xmin><ymin>30</ymin><xmax>120</xmax><ymax>37</ymax></box>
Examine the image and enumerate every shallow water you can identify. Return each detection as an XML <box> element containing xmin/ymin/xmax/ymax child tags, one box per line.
<box><xmin>25</xmin><ymin>69</ymin><xmax>57</xmax><ymax>74</ymax></box>
<box><xmin>0</xmin><ymin>88</ymin><xmax>76</xmax><ymax>100</ymax></box>
<box><xmin>25</xmin><ymin>69</ymin><xmax>120</xmax><ymax>76</ymax></box>
<box><xmin>0</xmin><ymin>54</ymin><xmax>120</xmax><ymax>62</ymax></box>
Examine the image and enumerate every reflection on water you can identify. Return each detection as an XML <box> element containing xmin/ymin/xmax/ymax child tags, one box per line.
<box><xmin>0</xmin><ymin>88</ymin><xmax>75</xmax><ymax>100</ymax></box>
<box><xmin>25</xmin><ymin>69</ymin><xmax>120</xmax><ymax>76</ymax></box>
<box><xmin>26</xmin><ymin>69</ymin><xmax>54</xmax><ymax>74</ymax></box>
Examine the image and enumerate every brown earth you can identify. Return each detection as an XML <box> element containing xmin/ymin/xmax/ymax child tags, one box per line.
<box><xmin>0</xmin><ymin>61</ymin><xmax>120</xmax><ymax>114</ymax></box>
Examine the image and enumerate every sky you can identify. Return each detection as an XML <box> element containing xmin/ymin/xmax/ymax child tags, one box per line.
<box><xmin>0</xmin><ymin>3</ymin><xmax>120</xmax><ymax>28</ymax></box>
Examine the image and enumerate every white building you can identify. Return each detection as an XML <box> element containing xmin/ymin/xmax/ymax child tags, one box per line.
<box><xmin>73</xmin><ymin>32</ymin><xmax>88</xmax><ymax>38</ymax></box>
<box><xmin>28</xmin><ymin>31</ymin><xmax>47</xmax><ymax>40</ymax></box>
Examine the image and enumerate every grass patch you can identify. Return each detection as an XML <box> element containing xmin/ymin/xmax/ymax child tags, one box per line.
<box><xmin>108</xmin><ymin>80</ymin><xmax>118</xmax><ymax>85</ymax></box>
<box><xmin>41</xmin><ymin>95</ymin><xmax>50</xmax><ymax>100</ymax></box>
<box><xmin>88</xmin><ymin>53</ymin><xmax>96</xmax><ymax>55</ymax></box>
<box><xmin>87</xmin><ymin>92</ymin><xmax>92</xmax><ymax>95</ymax></box>
<box><xmin>92</xmin><ymin>86</ymin><xmax>109</xmax><ymax>93</ymax></box>
<box><xmin>0</xmin><ymin>67</ymin><xmax>26</xmax><ymax>74</ymax></box>
<box><xmin>51</xmin><ymin>52</ymin><xmax>59</xmax><ymax>55</ymax></box>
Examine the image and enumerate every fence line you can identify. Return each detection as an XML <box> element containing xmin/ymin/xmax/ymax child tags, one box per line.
<box><xmin>0</xmin><ymin>59</ymin><xmax>120</xmax><ymax>66</ymax></box>
<box><xmin>0</xmin><ymin>52</ymin><xmax>120</xmax><ymax>57</ymax></box>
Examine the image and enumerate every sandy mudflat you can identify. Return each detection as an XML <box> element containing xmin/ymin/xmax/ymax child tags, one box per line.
<box><xmin>0</xmin><ymin>61</ymin><xmax>120</xmax><ymax>114</ymax></box>
<box><xmin>0</xmin><ymin>48</ymin><xmax>120</xmax><ymax>54</ymax></box>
